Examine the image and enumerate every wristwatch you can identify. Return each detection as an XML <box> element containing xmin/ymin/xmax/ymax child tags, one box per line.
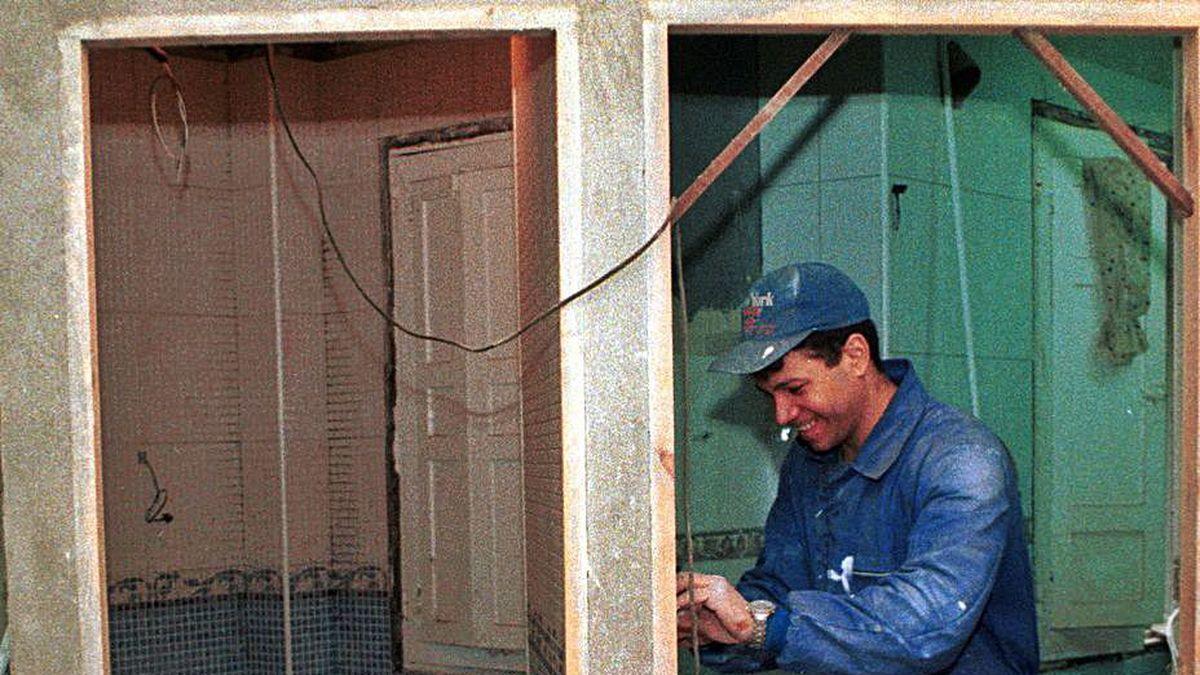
<box><xmin>746</xmin><ymin>599</ymin><xmax>777</xmax><ymax>650</ymax></box>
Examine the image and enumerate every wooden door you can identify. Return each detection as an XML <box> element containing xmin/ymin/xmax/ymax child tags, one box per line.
<box><xmin>390</xmin><ymin>132</ymin><xmax>528</xmax><ymax>672</ymax></box>
<box><xmin>1032</xmin><ymin>111</ymin><xmax>1170</xmax><ymax>660</ymax></box>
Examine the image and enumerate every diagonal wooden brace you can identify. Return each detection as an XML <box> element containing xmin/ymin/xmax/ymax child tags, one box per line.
<box><xmin>668</xmin><ymin>29</ymin><xmax>852</xmax><ymax>224</ymax></box>
<box><xmin>1016</xmin><ymin>28</ymin><xmax>1194</xmax><ymax>218</ymax></box>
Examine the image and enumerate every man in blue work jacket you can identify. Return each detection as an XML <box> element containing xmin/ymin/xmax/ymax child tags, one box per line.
<box><xmin>677</xmin><ymin>262</ymin><xmax>1038</xmax><ymax>674</ymax></box>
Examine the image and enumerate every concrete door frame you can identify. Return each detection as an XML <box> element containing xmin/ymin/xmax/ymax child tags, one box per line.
<box><xmin>24</xmin><ymin>2</ymin><xmax>1200</xmax><ymax>674</ymax></box>
<box><xmin>52</xmin><ymin>7</ymin><xmax>609</xmax><ymax>675</ymax></box>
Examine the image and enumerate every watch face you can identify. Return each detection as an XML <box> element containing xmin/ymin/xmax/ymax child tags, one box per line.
<box><xmin>747</xmin><ymin>599</ymin><xmax>776</xmax><ymax>619</ymax></box>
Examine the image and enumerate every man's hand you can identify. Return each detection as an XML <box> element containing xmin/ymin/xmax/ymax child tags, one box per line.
<box><xmin>675</xmin><ymin>572</ymin><xmax>754</xmax><ymax>646</ymax></box>
<box><xmin>678</xmin><ymin>605</ymin><xmax>740</xmax><ymax>647</ymax></box>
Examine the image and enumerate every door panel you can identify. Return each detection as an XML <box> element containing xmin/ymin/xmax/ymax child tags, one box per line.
<box><xmin>430</xmin><ymin>459</ymin><xmax>471</xmax><ymax>627</ymax></box>
<box><xmin>1032</xmin><ymin>113</ymin><xmax>1169</xmax><ymax>658</ymax></box>
<box><xmin>492</xmin><ymin>458</ymin><xmax>527</xmax><ymax>625</ymax></box>
<box><xmin>390</xmin><ymin>133</ymin><xmax>528</xmax><ymax>671</ymax></box>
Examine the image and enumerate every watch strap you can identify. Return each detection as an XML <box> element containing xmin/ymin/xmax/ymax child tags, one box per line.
<box><xmin>749</xmin><ymin>616</ymin><xmax>768</xmax><ymax>650</ymax></box>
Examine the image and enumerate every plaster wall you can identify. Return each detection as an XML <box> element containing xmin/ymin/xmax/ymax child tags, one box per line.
<box><xmin>9</xmin><ymin>3</ymin><xmax>1194</xmax><ymax>675</ymax></box>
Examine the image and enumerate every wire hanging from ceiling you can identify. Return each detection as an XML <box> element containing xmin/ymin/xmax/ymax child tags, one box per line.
<box><xmin>254</xmin><ymin>35</ymin><xmax>848</xmax><ymax>669</ymax></box>
<box><xmin>146</xmin><ymin>47</ymin><xmax>189</xmax><ymax>183</ymax></box>
<box><xmin>937</xmin><ymin>38</ymin><xmax>981</xmax><ymax>418</ymax></box>
<box><xmin>673</xmin><ymin>209</ymin><xmax>701</xmax><ymax>672</ymax></box>
<box><xmin>262</xmin><ymin>30</ymin><xmax>851</xmax><ymax>356</ymax></box>
<box><xmin>265</xmin><ymin>44</ymin><xmax>296</xmax><ymax>675</ymax></box>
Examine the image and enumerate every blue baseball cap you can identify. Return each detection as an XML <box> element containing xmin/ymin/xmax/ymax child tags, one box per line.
<box><xmin>709</xmin><ymin>262</ymin><xmax>871</xmax><ymax>374</ymax></box>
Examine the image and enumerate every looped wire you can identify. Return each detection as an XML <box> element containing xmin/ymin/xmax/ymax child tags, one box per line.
<box><xmin>150</xmin><ymin>68</ymin><xmax>189</xmax><ymax>183</ymax></box>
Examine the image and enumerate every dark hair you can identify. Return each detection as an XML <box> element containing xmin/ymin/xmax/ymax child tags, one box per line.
<box><xmin>760</xmin><ymin>320</ymin><xmax>883</xmax><ymax>373</ymax></box>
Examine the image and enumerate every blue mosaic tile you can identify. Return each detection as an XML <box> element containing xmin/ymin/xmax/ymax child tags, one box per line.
<box><xmin>108</xmin><ymin>566</ymin><xmax>393</xmax><ymax>675</ymax></box>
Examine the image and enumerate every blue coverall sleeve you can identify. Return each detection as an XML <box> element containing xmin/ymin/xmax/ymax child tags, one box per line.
<box><xmin>770</xmin><ymin>442</ymin><xmax>1014</xmax><ymax>674</ymax></box>
<box><xmin>699</xmin><ymin>452</ymin><xmax>807</xmax><ymax>672</ymax></box>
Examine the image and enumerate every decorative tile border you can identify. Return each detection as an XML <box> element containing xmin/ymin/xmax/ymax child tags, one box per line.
<box><xmin>108</xmin><ymin>587</ymin><xmax>393</xmax><ymax>675</ymax></box>
<box><xmin>108</xmin><ymin>564</ymin><xmax>388</xmax><ymax>607</ymax></box>
<box><xmin>676</xmin><ymin>527</ymin><xmax>765</xmax><ymax>563</ymax></box>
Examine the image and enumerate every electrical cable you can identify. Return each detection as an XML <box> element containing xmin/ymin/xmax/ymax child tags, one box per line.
<box><xmin>673</xmin><ymin>214</ymin><xmax>701</xmax><ymax>672</ymax></box>
<box><xmin>265</xmin><ymin>45</ymin><xmax>295</xmax><ymax>675</ymax></box>
<box><xmin>938</xmin><ymin>38</ymin><xmax>981</xmax><ymax>418</ymax></box>
<box><xmin>137</xmin><ymin>452</ymin><xmax>173</xmax><ymax>524</ymax></box>
<box><xmin>147</xmin><ymin>48</ymin><xmax>189</xmax><ymax>183</ymax></box>
<box><xmin>263</xmin><ymin>29</ymin><xmax>851</xmax><ymax>356</ymax></box>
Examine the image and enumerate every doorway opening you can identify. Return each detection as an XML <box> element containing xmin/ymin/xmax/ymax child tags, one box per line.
<box><xmin>88</xmin><ymin>33</ymin><xmax>560</xmax><ymax>674</ymax></box>
<box><xmin>388</xmin><ymin>126</ymin><xmax>526</xmax><ymax>672</ymax></box>
<box><xmin>670</xmin><ymin>32</ymin><xmax>1180</xmax><ymax>673</ymax></box>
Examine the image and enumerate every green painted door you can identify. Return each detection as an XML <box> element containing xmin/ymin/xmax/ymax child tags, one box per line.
<box><xmin>1032</xmin><ymin>112</ymin><xmax>1170</xmax><ymax>661</ymax></box>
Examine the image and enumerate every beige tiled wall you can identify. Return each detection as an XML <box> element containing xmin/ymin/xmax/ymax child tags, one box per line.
<box><xmin>92</xmin><ymin>38</ymin><xmax>513</xmax><ymax>588</ymax></box>
<box><xmin>512</xmin><ymin>35</ymin><xmax>565</xmax><ymax>672</ymax></box>
<box><xmin>91</xmin><ymin>47</ymin><xmax>246</xmax><ymax>582</ymax></box>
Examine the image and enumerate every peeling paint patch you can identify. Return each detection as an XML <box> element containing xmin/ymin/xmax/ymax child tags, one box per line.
<box><xmin>656</xmin><ymin>444</ymin><xmax>674</xmax><ymax>479</ymax></box>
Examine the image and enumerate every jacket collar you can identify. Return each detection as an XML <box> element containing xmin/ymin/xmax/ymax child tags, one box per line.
<box><xmin>848</xmin><ymin>358</ymin><xmax>927</xmax><ymax>479</ymax></box>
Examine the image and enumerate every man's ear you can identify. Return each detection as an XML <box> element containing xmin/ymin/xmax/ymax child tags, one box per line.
<box><xmin>842</xmin><ymin>333</ymin><xmax>871</xmax><ymax>376</ymax></box>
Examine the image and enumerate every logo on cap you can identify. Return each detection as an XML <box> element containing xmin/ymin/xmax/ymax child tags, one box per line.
<box><xmin>743</xmin><ymin>291</ymin><xmax>778</xmax><ymax>336</ymax></box>
<box><xmin>749</xmin><ymin>291</ymin><xmax>774</xmax><ymax>307</ymax></box>
<box><xmin>711</xmin><ymin>262</ymin><xmax>871</xmax><ymax>374</ymax></box>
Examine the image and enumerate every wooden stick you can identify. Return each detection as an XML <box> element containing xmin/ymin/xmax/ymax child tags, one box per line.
<box><xmin>668</xmin><ymin>28</ymin><xmax>852</xmax><ymax>223</ymax></box>
<box><xmin>1015</xmin><ymin>28</ymin><xmax>1194</xmax><ymax>217</ymax></box>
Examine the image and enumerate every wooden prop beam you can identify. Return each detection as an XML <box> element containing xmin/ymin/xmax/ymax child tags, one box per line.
<box><xmin>668</xmin><ymin>28</ymin><xmax>852</xmax><ymax>223</ymax></box>
<box><xmin>1016</xmin><ymin>28</ymin><xmax>1195</xmax><ymax>217</ymax></box>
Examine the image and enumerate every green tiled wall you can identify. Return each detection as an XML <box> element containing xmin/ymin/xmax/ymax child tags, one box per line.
<box><xmin>674</xmin><ymin>355</ymin><xmax>786</xmax><ymax>534</ymax></box>
<box><xmin>756</xmin><ymin>36</ymin><xmax>886</xmax><ymax>315</ymax></box>
<box><xmin>886</xmin><ymin>37</ymin><xmax>1174</xmax><ymax>668</ymax></box>
<box><xmin>670</xmin><ymin>36</ymin><xmax>764</xmax><ymax>313</ymax></box>
<box><xmin>760</xmin><ymin>183</ymin><xmax>820</xmax><ymax>271</ymax></box>
<box><xmin>672</xmin><ymin>33</ymin><xmax>1176</xmax><ymax>673</ymax></box>
<box><xmin>888</xmin><ymin>185</ymin><xmax>1033</xmax><ymax>361</ymax></box>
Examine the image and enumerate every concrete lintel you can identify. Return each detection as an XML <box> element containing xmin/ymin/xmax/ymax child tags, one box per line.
<box><xmin>649</xmin><ymin>0</ymin><xmax>1200</xmax><ymax>32</ymax></box>
<box><xmin>63</xmin><ymin>5</ymin><xmax>578</xmax><ymax>45</ymax></box>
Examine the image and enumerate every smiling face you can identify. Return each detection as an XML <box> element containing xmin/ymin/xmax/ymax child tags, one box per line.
<box><xmin>754</xmin><ymin>337</ymin><xmax>875</xmax><ymax>455</ymax></box>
